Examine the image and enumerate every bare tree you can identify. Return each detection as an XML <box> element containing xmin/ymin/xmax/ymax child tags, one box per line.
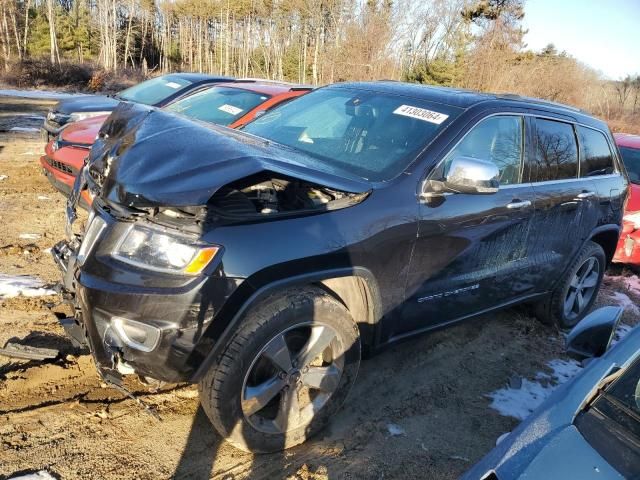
<box><xmin>45</xmin><ymin>0</ymin><xmax>60</xmax><ymax>64</ymax></box>
<box><xmin>615</xmin><ymin>75</ymin><xmax>632</xmax><ymax>112</ymax></box>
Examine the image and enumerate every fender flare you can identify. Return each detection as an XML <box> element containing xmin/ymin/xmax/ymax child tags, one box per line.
<box><xmin>588</xmin><ymin>224</ymin><xmax>621</xmax><ymax>263</ymax></box>
<box><xmin>190</xmin><ymin>266</ymin><xmax>382</xmax><ymax>382</ymax></box>
<box><xmin>548</xmin><ymin>224</ymin><xmax>621</xmax><ymax>293</ymax></box>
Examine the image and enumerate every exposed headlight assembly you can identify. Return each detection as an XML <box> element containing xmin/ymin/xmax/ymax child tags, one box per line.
<box><xmin>69</xmin><ymin>111</ymin><xmax>111</xmax><ymax>122</ymax></box>
<box><xmin>112</xmin><ymin>224</ymin><xmax>219</xmax><ymax>275</ymax></box>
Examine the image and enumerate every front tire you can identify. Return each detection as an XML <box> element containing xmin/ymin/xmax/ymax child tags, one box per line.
<box><xmin>198</xmin><ymin>287</ymin><xmax>361</xmax><ymax>453</ymax></box>
<box><xmin>535</xmin><ymin>241</ymin><xmax>605</xmax><ymax>330</ymax></box>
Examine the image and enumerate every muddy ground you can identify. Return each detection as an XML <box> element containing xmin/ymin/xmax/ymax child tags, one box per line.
<box><xmin>0</xmin><ymin>94</ymin><xmax>638</xmax><ymax>480</ymax></box>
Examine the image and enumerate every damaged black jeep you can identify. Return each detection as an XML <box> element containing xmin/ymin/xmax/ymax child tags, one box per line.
<box><xmin>53</xmin><ymin>82</ymin><xmax>627</xmax><ymax>452</ymax></box>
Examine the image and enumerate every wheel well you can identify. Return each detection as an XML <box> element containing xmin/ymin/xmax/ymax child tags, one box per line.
<box><xmin>590</xmin><ymin>229</ymin><xmax>619</xmax><ymax>265</ymax></box>
<box><xmin>315</xmin><ymin>276</ymin><xmax>380</xmax><ymax>353</ymax></box>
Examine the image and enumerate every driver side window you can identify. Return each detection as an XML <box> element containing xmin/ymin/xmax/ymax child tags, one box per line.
<box><xmin>444</xmin><ymin>115</ymin><xmax>524</xmax><ymax>185</ymax></box>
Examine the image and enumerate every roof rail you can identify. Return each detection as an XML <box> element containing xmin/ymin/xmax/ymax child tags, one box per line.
<box><xmin>236</xmin><ymin>78</ymin><xmax>298</xmax><ymax>86</ymax></box>
<box><xmin>497</xmin><ymin>93</ymin><xmax>583</xmax><ymax>113</ymax></box>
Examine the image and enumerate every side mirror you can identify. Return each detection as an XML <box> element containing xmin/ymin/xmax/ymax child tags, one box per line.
<box><xmin>443</xmin><ymin>157</ymin><xmax>499</xmax><ymax>194</ymax></box>
<box><xmin>566</xmin><ymin>306</ymin><xmax>623</xmax><ymax>360</ymax></box>
<box><xmin>421</xmin><ymin>157</ymin><xmax>500</xmax><ymax>201</ymax></box>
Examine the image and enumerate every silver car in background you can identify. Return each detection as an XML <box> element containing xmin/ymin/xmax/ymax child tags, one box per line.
<box><xmin>463</xmin><ymin>306</ymin><xmax>640</xmax><ymax>480</ymax></box>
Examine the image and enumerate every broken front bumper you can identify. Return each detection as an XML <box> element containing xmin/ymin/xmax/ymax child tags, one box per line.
<box><xmin>52</xmin><ymin>181</ymin><xmax>241</xmax><ymax>384</ymax></box>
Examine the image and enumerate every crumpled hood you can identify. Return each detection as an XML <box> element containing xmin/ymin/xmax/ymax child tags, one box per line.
<box><xmin>54</xmin><ymin>95</ymin><xmax>120</xmax><ymax>114</ymax></box>
<box><xmin>86</xmin><ymin>102</ymin><xmax>371</xmax><ymax>208</ymax></box>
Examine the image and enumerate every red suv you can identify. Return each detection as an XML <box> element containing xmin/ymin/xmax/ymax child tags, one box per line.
<box><xmin>40</xmin><ymin>81</ymin><xmax>311</xmax><ymax>204</ymax></box>
<box><xmin>613</xmin><ymin>133</ymin><xmax>640</xmax><ymax>265</ymax></box>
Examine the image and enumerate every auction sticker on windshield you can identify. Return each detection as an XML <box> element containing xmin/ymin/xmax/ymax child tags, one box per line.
<box><xmin>165</xmin><ymin>82</ymin><xmax>182</xmax><ymax>89</ymax></box>
<box><xmin>393</xmin><ymin>105</ymin><xmax>449</xmax><ymax>124</ymax></box>
<box><xmin>218</xmin><ymin>104</ymin><xmax>243</xmax><ymax>115</ymax></box>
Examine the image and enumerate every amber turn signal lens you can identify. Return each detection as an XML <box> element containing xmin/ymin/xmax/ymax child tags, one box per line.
<box><xmin>183</xmin><ymin>247</ymin><xmax>220</xmax><ymax>274</ymax></box>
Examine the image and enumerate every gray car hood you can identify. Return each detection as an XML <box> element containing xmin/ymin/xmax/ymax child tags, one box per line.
<box><xmin>506</xmin><ymin>425</ymin><xmax>624</xmax><ymax>479</ymax></box>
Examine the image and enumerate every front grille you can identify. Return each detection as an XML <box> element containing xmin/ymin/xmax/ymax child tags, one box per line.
<box><xmin>46</xmin><ymin>156</ymin><xmax>77</xmax><ymax>175</ymax></box>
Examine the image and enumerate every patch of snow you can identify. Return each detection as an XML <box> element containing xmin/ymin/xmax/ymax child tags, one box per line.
<box><xmin>612</xmin><ymin>323</ymin><xmax>635</xmax><ymax>346</ymax></box>
<box><xmin>387</xmin><ymin>423</ymin><xmax>405</xmax><ymax>436</ymax></box>
<box><xmin>0</xmin><ymin>274</ymin><xmax>56</xmax><ymax>298</ymax></box>
<box><xmin>7</xmin><ymin>471</ymin><xmax>57</xmax><ymax>480</ymax></box>
<box><xmin>19</xmin><ymin>233</ymin><xmax>41</xmax><ymax>240</ymax></box>
<box><xmin>9</xmin><ymin>127</ymin><xmax>39</xmax><ymax>133</ymax></box>
<box><xmin>15</xmin><ymin>114</ymin><xmax>45</xmax><ymax>120</ymax></box>
<box><xmin>545</xmin><ymin>359</ymin><xmax>583</xmax><ymax>382</ymax></box>
<box><xmin>0</xmin><ymin>174</ymin><xmax>8</xmax><ymax>180</ymax></box>
<box><xmin>607</xmin><ymin>274</ymin><xmax>640</xmax><ymax>296</ymax></box>
<box><xmin>625</xmin><ymin>275</ymin><xmax>640</xmax><ymax>295</ymax></box>
<box><xmin>488</xmin><ymin>359</ymin><xmax>582</xmax><ymax>420</ymax></box>
<box><xmin>0</xmin><ymin>88</ymin><xmax>84</xmax><ymax>99</ymax></box>
<box><xmin>609</xmin><ymin>291</ymin><xmax>640</xmax><ymax>315</ymax></box>
<box><xmin>449</xmin><ymin>455</ymin><xmax>470</xmax><ymax>462</ymax></box>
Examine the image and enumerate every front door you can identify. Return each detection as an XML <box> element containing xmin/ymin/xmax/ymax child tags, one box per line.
<box><xmin>391</xmin><ymin>114</ymin><xmax>536</xmax><ymax>341</ymax></box>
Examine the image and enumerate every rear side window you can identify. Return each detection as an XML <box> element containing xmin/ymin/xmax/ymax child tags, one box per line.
<box><xmin>531</xmin><ymin>118</ymin><xmax>578</xmax><ymax>182</ymax></box>
<box><xmin>444</xmin><ymin>115</ymin><xmax>523</xmax><ymax>185</ymax></box>
<box><xmin>619</xmin><ymin>146</ymin><xmax>640</xmax><ymax>184</ymax></box>
<box><xmin>117</xmin><ymin>75</ymin><xmax>192</xmax><ymax>106</ymax></box>
<box><xmin>578</xmin><ymin>126</ymin><xmax>615</xmax><ymax>177</ymax></box>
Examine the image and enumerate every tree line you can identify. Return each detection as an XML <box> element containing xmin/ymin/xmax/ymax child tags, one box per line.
<box><xmin>0</xmin><ymin>0</ymin><xmax>638</xmax><ymax>126</ymax></box>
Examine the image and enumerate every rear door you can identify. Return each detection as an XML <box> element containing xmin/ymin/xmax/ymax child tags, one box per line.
<box><xmin>526</xmin><ymin>117</ymin><xmax>600</xmax><ymax>290</ymax></box>
<box><xmin>396</xmin><ymin>114</ymin><xmax>536</xmax><ymax>339</ymax></box>
<box><xmin>576</xmin><ymin>125</ymin><xmax>626</xmax><ymax>226</ymax></box>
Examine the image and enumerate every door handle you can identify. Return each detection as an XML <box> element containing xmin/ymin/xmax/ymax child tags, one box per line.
<box><xmin>576</xmin><ymin>191</ymin><xmax>596</xmax><ymax>199</ymax></box>
<box><xmin>506</xmin><ymin>200</ymin><xmax>532</xmax><ymax>209</ymax></box>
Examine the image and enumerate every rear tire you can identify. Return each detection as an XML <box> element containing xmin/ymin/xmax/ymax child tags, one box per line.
<box><xmin>198</xmin><ymin>287</ymin><xmax>361</xmax><ymax>453</ymax></box>
<box><xmin>535</xmin><ymin>241</ymin><xmax>605</xmax><ymax>330</ymax></box>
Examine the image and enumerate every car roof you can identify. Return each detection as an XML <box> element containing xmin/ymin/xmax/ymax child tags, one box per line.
<box><xmin>165</xmin><ymin>72</ymin><xmax>234</xmax><ymax>83</ymax></box>
<box><xmin>331</xmin><ymin>81</ymin><xmax>494</xmax><ymax>108</ymax></box>
<box><xmin>329</xmin><ymin>81</ymin><xmax>605</xmax><ymax>128</ymax></box>
<box><xmin>206</xmin><ymin>81</ymin><xmax>312</xmax><ymax>96</ymax></box>
<box><xmin>614</xmin><ymin>133</ymin><xmax>640</xmax><ymax>149</ymax></box>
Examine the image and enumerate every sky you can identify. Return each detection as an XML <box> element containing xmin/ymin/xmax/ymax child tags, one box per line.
<box><xmin>523</xmin><ymin>0</ymin><xmax>640</xmax><ymax>80</ymax></box>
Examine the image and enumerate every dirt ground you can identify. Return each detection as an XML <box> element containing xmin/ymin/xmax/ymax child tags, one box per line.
<box><xmin>0</xmin><ymin>95</ymin><xmax>638</xmax><ymax>480</ymax></box>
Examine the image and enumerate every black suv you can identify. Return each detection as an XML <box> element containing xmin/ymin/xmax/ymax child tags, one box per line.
<box><xmin>53</xmin><ymin>82</ymin><xmax>627</xmax><ymax>453</ymax></box>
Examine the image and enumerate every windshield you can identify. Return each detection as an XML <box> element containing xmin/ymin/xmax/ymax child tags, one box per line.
<box><xmin>165</xmin><ymin>86</ymin><xmax>269</xmax><ymax>125</ymax></box>
<box><xmin>118</xmin><ymin>76</ymin><xmax>192</xmax><ymax>106</ymax></box>
<box><xmin>242</xmin><ymin>87</ymin><xmax>461</xmax><ymax>182</ymax></box>
<box><xmin>604</xmin><ymin>355</ymin><xmax>640</xmax><ymax>415</ymax></box>
<box><xmin>619</xmin><ymin>146</ymin><xmax>640</xmax><ymax>184</ymax></box>
<box><xmin>575</xmin><ymin>354</ymin><xmax>640</xmax><ymax>478</ymax></box>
